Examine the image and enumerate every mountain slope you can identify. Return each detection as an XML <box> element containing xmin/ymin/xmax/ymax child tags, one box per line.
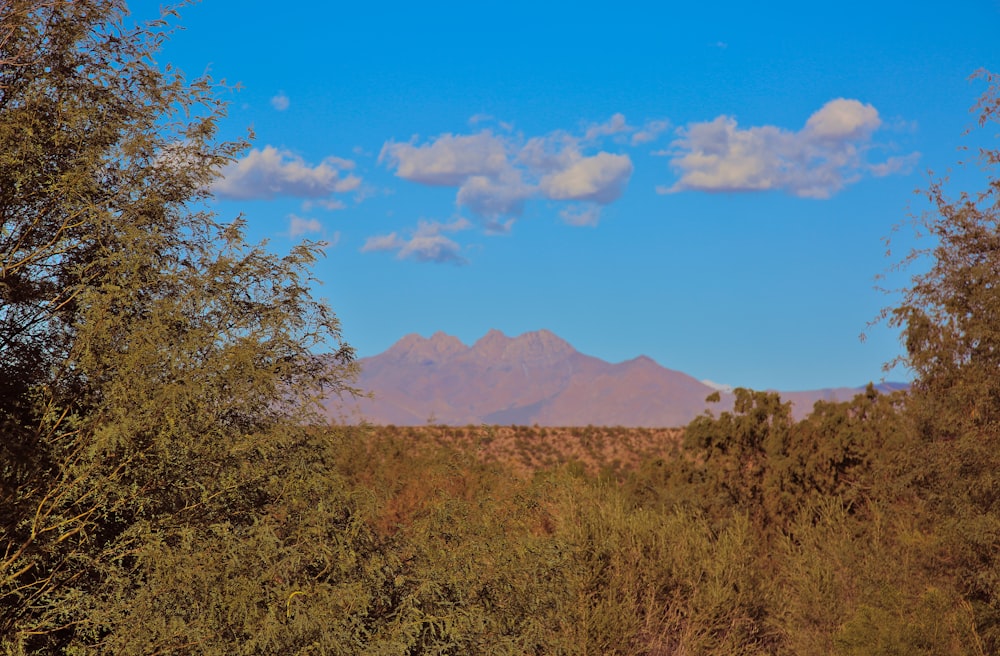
<box><xmin>328</xmin><ymin>330</ymin><xmax>905</xmax><ymax>427</ymax></box>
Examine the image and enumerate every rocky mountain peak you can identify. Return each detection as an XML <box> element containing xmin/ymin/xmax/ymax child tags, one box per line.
<box><xmin>384</xmin><ymin>331</ymin><xmax>467</xmax><ymax>364</ymax></box>
<box><xmin>512</xmin><ymin>329</ymin><xmax>575</xmax><ymax>359</ymax></box>
<box><xmin>427</xmin><ymin>330</ymin><xmax>466</xmax><ymax>351</ymax></box>
<box><xmin>468</xmin><ymin>329</ymin><xmax>576</xmax><ymax>365</ymax></box>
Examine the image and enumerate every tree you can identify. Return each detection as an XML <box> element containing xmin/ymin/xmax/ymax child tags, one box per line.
<box><xmin>0</xmin><ymin>1</ymin><xmax>356</xmax><ymax>650</ymax></box>
<box><xmin>885</xmin><ymin>69</ymin><xmax>1000</xmax><ymax>651</ymax></box>
<box><xmin>788</xmin><ymin>385</ymin><xmax>907</xmax><ymax>512</ymax></box>
<box><xmin>887</xmin><ymin>70</ymin><xmax>1000</xmax><ymax>436</ymax></box>
<box><xmin>680</xmin><ymin>388</ymin><xmax>796</xmax><ymax>531</ymax></box>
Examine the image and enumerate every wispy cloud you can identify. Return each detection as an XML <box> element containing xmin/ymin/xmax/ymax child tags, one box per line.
<box><xmin>664</xmin><ymin>98</ymin><xmax>915</xmax><ymax>198</ymax></box>
<box><xmin>583</xmin><ymin>113</ymin><xmax>633</xmax><ymax>141</ymax></box>
<box><xmin>270</xmin><ymin>92</ymin><xmax>290</xmax><ymax>111</ymax></box>
<box><xmin>868</xmin><ymin>153</ymin><xmax>921</xmax><ymax>177</ymax></box>
<box><xmin>283</xmin><ymin>215</ymin><xmax>339</xmax><ymax>248</ymax></box>
<box><xmin>213</xmin><ymin>146</ymin><xmax>360</xmax><ymax>202</ymax></box>
<box><xmin>287</xmin><ymin>214</ymin><xmax>322</xmax><ymax>237</ymax></box>
<box><xmin>468</xmin><ymin>113</ymin><xmax>494</xmax><ymax>126</ymax></box>
<box><xmin>631</xmin><ymin>119</ymin><xmax>671</xmax><ymax>145</ymax></box>
<box><xmin>380</xmin><ymin>117</ymin><xmax>640</xmax><ymax>228</ymax></box>
<box><xmin>559</xmin><ymin>205</ymin><xmax>602</xmax><ymax>227</ymax></box>
<box><xmin>361</xmin><ymin>233</ymin><xmax>404</xmax><ymax>252</ymax></box>
<box><xmin>303</xmin><ymin>198</ymin><xmax>347</xmax><ymax>211</ymax></box>
<box><xmin>361</xmin><ymin>218</ymin><xmax>472</xmax><ymax>265</ymax></box>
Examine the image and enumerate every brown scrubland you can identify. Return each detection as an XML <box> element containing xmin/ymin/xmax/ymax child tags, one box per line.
<box><xmin>4</xmin><ymin>2</ymin><xmax>1000</xmax><ymax>653</ymax></box>
<box><xmin>364</xmin><ymin>424</ymin><xmax>686</xmax><ymax>476</ymax></box>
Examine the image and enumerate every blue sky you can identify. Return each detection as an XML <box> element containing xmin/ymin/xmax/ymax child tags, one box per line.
<box><xmin>156</xmin><ymin>0</ymin><xmax>999</xmax><ymax>391</ymax></box>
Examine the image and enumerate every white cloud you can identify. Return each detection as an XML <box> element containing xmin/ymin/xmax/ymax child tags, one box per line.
<box><xmin>668</xmin><ymin>117</ymin><xmax>793</xmax><ymax>193</ymax></box>
<box><xmin>804</xmin><ymin>98</ymin><xmax>880</xmax><ymax>140</ymax></box>
<box><xmin>360</xmin><ymin>218</ymin><xmax>472</xmax><ymax>265</ymax></box>
<box><xmin>540</xmin><ymin>152</ymin><xmax>633</xmax><ymax>203</ymax></box>
<box><xmin>288</xmin><ymin>215</ymin><xmax>322</xmax><ymax>238</ymax></box>
<box><xmin>518</xmin><ymin>133</ymin><xmax>581</xmax><ymax>173</ymax></box>
<box><xmin>380</xmin><ymin>134</ymin><xmax>505</xmax><ymax>223</ymax></box>
<box><xmin>380</xmin><ymin>120</ymin><xmax>641</xmax><ymax>229</ymax></box>
<box><xmin>666</xmin><ymin>99</ymin><xmax>916</xmax><ymax>198</ymax></box>
<box><xmin>213</xmin><ymin>146</ymin><xmax>360</xmax><ymax>202</ymax></box>
<box><xmin>360</xmin><ymin>233</ymin><xmax>404</xmax><ymax>252</ymax></box>
<box><xmin>379</xmin><ymin>132</ymin><xmax>509</xmax><ymax>186</ymax></box>
<box><xmin>456</xmin><ymin>171</ymin><xmax>533</xmax><ymax>218</ymax></box>
<box><xmin>270</xmin><ymin>92</ymin><xmax>290</xmax><ymax>111</ymax></box>
<box><xmin>398</xmin><ymin>234</ymin><xmax>467</xmax><ymax>264</ymax></box>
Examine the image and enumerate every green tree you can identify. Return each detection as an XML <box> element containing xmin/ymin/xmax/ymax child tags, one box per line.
<box><xmin>681</xmin><ymin>388</ymin><xmax>796</xmax><ymax>530</ymax></box>
<box><xmin>0</xmin><ymin>1</ymin><xmax>356</xmax><ymax>651</ymax></box>
<box><xmin>788</xmin><ymin>385</ymin><xmax>908</xmax><ymax>512</ymax></box>
<box><xmin>887</xmin><ymin>71</ymin><xmax>1000</xmax><ymax>436</ymax></box>
<box><xmin>884</xmin><ymin>69</ymin><xmax>1000</xmax><ymax>651</ymax></box>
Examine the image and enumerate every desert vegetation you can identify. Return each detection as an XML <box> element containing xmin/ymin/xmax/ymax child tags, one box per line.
<box><xmin>3</xmin><ymin>2</ymin><xmax>1000</xmax><ymax>654</ymax></box>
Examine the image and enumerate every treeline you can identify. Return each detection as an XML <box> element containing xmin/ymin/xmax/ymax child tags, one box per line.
<box><xmin>8</xmin><ymin>387</ymin><xmax>992</xmax><ymax>654</ymax></box>
<box><xmin>3</xmin><ymin>1</ymin><xmax>1000</xmax><ymax>653</ymax></box>
<box><xmin>281</xmin><ymin>387</ymin><xmax>988</xmax><ymax>655</ymax></box>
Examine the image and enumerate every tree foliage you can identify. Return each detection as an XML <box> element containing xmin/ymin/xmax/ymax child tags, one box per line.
<box><xmin>0</xmin><ymin>1</ymin><xmax>355</xmax><ymax>650</ymax></box>
<box><xmin>888</xmin><ymin>70</ymin><xmax>1000</xmax><ymax>435</ymax></box>
<box><xmin>883</xmin><ymin>69</ymin><xmax>1000</xmax><ymax>651</ymax></box>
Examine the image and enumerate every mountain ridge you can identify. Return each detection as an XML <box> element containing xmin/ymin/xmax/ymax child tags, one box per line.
<box><xmin>328</xmin><ymin>330</ymin><xmax>907</xmax><ymax>427</ymax></box>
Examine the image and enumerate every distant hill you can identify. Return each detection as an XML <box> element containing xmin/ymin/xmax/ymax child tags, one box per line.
<box><xmin>327</xmin><ymin>329</ymin><xmax>907</xmax><ymax>427</ymax></box>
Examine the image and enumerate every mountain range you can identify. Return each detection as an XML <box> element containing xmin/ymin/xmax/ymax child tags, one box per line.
<box><xmin>326</xmin><ymin>329</ymin><xmax>907</xmax><ymax>427</ymax></box>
